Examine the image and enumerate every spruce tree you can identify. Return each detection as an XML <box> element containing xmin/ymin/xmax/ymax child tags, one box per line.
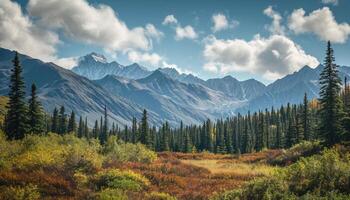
<box><xmin>92</xmin><ymin>120</ymin><xmax>100</xmax><ymax>139</ymax></box>
<box><xmin>58</xmin><ymin>106</ymin><xmax>67</xmax><ymax>134</ymax></box>
<box><xmin>51</xmin><ymin>108</ymin><xmax>59</xmax><ymax>133</ymax></box>
<box><xmin>67</xmin><ymin>111</ymin><xmax>77</xmax><ymax>133</ymax></box>
<box><xmin>140</xmin><ymin>109</ymin><xmax>150</xmax><ymax>147</ymax></box>
<box><xmin>5</xmin><ymin>52</ymin><xmax>28</xmax><ymax>139</ymax></box>
<box><xmin>77</xmin><ymin>116</ymin><xmax>83</xmax><ymax>138</ymax></box>
<box><xmin>301</xmin><ymin>93</ymin><xmax>310</xmax><ymax>140</ymax></box>
<box><xmin>319</xmin><ymin>41</ymin><xmax>345</xmax><ymax>146</ymax></box>
<box><xmin>28</xmin><ymin>83</ymin><xmax>45</xmax><ymax>134</ymax></box>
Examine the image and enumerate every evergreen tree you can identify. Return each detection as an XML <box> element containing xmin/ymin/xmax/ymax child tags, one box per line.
<box><xmin>92</xmin><ymin>120</ymin><xmax>100</xmax><ymax>139</ymax></box>
<box><xmin>301</xmin><ymin>93</ymin><xmax>310</xmax><ymax>140</ymax></box>
<box><xmin>27</xmin><ymin>83</ymin><xmax>45</xmax><ymax>134</ymax></box>
<box><xmin>140</xmin><ymin>109</ymin><xmax>150</xmax><ymax>147</ymax></box>
<box><xmin>84</xmin><ymin>117</ymin><xmax>89</xmax><ymax>138</ymax></box>
<box><xmin>5</xmin><ymin>52</ymin><xmax>28</xmax><ymax>139</ymax></box>
<box><xmin>58</xmin><ymin>106</ymin><xmax>67</xmax><ymax>134</ymax></box>
<box><xmin>51</xmin><ymin>107</ymin><xmax>59</xmax><ymax>133</ymax></box>
<box><xmin>67</xmin><ymin>111</ymin><xmax>77</xmax><ymax>133</ymax></box>
<box><xmin>77</xmin><ymin>116</ymin><xmax>84</xmax><ymax>138</ymax></box>
<box><xmin>319</xmin><ymin>41</ymin><xmax>345</xmax><ymax>146</ymax></box>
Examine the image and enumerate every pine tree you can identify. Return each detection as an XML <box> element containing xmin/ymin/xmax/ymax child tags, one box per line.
<box><xmin>67</xmin><ymin>111</ymin><xmax>77</xmax><ymax>133</ymax></box>
<box><xmin>84</xmin><ymin>117</ymin><xmax>89</xmax><ymax>138</ymax></box>
<box><xmin>301</xmin><ymin>93</ymin><xmax>310</xmax><ymax>140</ymax></box>
<box><xmin>51</xmin><ymin>108</ymin><xmax>59</xmax><ymax>133</ymax></box>
<box><xmin>131</xmin><ymin>117</ymin><xmax>138</xmax><ymax>143</ymax></box>
<box><xmin>58</xmin><ymin>106</ymin><xmax>67</xmax><ymax>134</ymax></box>
<box><xmin>99</xmin><ymin>106</ymin><xmax>108</xmax><ymax>144</ymax></box>
<box><xmin>140</xmin><ymin>109</ymin><xmax>150</xmax><ymax>147</ymax></box>
<box><xmin>77</xmin><ymin>116</ymin><xmax>84</xmax><ymax>138</ymax></box>
<box><xmin>28</xmin><ymin>83</ymin><xmax>45</xmax><ymax>134</ymax></box>
<box><xmin>5</xmin><ymin>52</ymin><xmax>28</xmax><ymax>139</ymax></box>
<box><xmin>92</xmin><ymin>120</ymin><xmax>100</xmax><ymax>139</ymax></box>
<box><xmin>319</xmin><ymin>41</ymin><xmax>345</xmax><ymax>146</ymax></box>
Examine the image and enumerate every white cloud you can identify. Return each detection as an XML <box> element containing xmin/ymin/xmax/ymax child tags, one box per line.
<box><xmin>263</xmin><ymin>6</ymin><xmax>285</xmax><ymax>35</ymax></box>
<box><xmin>127</xmin><ymin>51</ymin><xmax>163</xmax><ymax>66</ymax></box>
<box><xmin>162</xmin><ymin>15</ymin><xmax>178</xmax><ymax>25</ymax></box>
<box><xmin>321</xmin><ymin>0</ymin><xmax>338</xmax><ymax>5</ymax></box>
<box><xmin>53</xmin><ymin>57</ymin><xmax>78</xmax><ymax>69</ymax></box>
<box><xmin>175</xmin><ymin>25</ymin><xmax>198</xmax><ymax>40</ymax></box>
<box><xmin>203</xmin><ymin>35</ymin><xmax>319</xmax><ymax>80</ymax></box>
<box><xmin>27</xmin><ymin>0</ymin><xmax>159</xmax><ymax>53</ymax></box>
<box><xmin>0</xmin><ymin>0</ymin><xmax>59</xmax><ymax>61</ymax></box>
<box><xmin>211</xmin><ymin>13</ymin><xmax>239</xmax><ymax>32</ymax></box>
<box><xmin>145</xmin><ymin>24</ymin><xmax>164</xmax><ymax>41</ymax></box>
<box><xmin>288</xmin><ymin>7</ymin><xmax>350</xmax><ymax>43</ymax></box>
<box><xmin>161</xmin><ymin>61</ymin><xmax>194</xmax><ymax>75</ymax></box>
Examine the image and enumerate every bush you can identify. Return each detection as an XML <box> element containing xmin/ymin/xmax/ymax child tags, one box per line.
<box><xmin>146</xmin><ymin>192</ymin><xmax>177</xmax><ymax>200</ymax></box>
<box><xmin>269</xmin><ymin>140</ymin><xmax>322</xmax><ymax>166</ymax></box>
<box><xmin>104</xmin><ymin>136</ymin><xmax>157</xmax><ymax>164</ymax></box>
<box><xmin>211</xmin><ymin>147</ymin><xmax>350</xmax><ymax>200</ymax></box>
<box><xmin>1</xmin><ymin>133</ymin><xmax>103</xmax><ymax>171</ymax></box>
<box><xmin>0</xmin><ymin>184</ymin><xmax>40</xmax><ymax>200</ymax></box>
<box><xmin>97</xmin><ymin>188</ymin><xmax>128</xmax><ymax>200</ymax></box>
<box><xmin>93</xmin><ymin>169</ymin><xmax>150</xmax><ymax>192</ymax></box>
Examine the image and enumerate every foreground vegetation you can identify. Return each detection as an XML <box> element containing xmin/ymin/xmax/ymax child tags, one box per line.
<box><xmin>212</xmin><ymin>144</ymin><xmax>350</xmax><ymax>200</ymax></box>
<box><xmin>1</xmin><ymin>131</ymin><xmax>349</xmax><ymax>200</ymax></box>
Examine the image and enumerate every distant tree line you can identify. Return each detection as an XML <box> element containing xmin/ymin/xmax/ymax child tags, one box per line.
<box><xmin>3</xmin><ymin>42</ymin><xmax>350</xmax><ymax>153</ymax></box>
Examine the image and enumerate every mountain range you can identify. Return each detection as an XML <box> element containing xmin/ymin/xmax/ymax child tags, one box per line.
<box><xmin>1</xmin><ymin>47</ymin><xmax>350</xmax><ymax>127</ymax></box>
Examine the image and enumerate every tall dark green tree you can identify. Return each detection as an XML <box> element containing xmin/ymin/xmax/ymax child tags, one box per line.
<box><xmin>140</xmin><ymin>109</ymin><xmax>150</xmax><ymax>147</ymax></box>
<box><xmin>67</xmin><ymin>111</ymin><xmax>77</xmax><ymax>133</ymax></box>
<box><xmin>28</xmin><ymin>83</ymin><xmax>45</xmax><ymax>134</ymax></box>
<box><xmin>319</xmin><ymin>41</ymin><xmax>345</xmax><ymax>146</ymax></box>
<box><xmin>5</xmin><ymin>52</ymin><xmax>28</xmax><ymax>139</ymax></box>
<box><xmin>77</xmin><ymin>116</ymin><xmax>84</xmax><ymax>138</ymax></box>
<box><xmin>99</xmin><ymin>105</ymin><xmax>108</xmax><ymax>144</ymax></box>
<box><xmin>301</xmin><ymin>93</ymin><xmax>310</xmax><ymax>140</ymax></box>
<box><xmin>58</xmin><ymin>106</ymin><xmax>67</xmax><ymax>134</ymax></box>
<box><xmin>51</xmin><ymin>107</ymin><xmax>59</xmax><ymax>133</ymax></box>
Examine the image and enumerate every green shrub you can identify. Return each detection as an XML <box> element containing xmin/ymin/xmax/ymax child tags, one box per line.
<box><xmin>93</xmin><ymin>169</ymin><xmax>150</xmax><ymax>192</ymax></box>
<box><xmin>104</xmin><ymin>136</ymin><xmax>157</xmax><ymax>164</ymax></box>
<box><xmin>212</xmin><ymin>147</ymin><xmax>350</xmax><ymax>200</ymax></box>
<box><xmin>269</xmin><ymin>140</ymin><xmax>322</xmax><ymax>166</ymax></box>
<box><xmin>0</xmin><ymin>184</ymin><xmax>40</xmax><ymax>200</ymax></box>
<box><xmin>146</xmin><ymin>192</ymin><xmax>177</xmax><ymax>200</ymax></box>
<box><xmin>97</xmin><ymin>188</ymin><xmax>128</xmax><ymax>200</ymax></box>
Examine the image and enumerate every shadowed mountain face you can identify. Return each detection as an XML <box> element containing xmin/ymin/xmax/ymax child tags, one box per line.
<box><xmin>1</xmin><ymin>48</ymin><xmax>350</xmax><ymax>126</ymax></box>
<box><xmin>0</xmin><ymin>48</ymin><xmax>159</xmax><ymax>126</ymax></box>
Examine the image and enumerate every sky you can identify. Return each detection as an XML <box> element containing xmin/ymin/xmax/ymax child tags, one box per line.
<box><xmin>1</xmin><ymin>0</ymin><xmax>350</xmax><ymax>84</ymax></box>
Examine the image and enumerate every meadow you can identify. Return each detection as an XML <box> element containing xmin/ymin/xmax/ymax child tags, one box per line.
<box><xmin>2</xmin><ymin>131</ymin><xmax>348</xmax><ymax>200</ymax></box>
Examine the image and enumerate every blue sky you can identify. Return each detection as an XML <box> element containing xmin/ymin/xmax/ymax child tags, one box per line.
<box><xmin>3</xmin><ymin>0</ymin><xmax>350</xmax><ymax>84</ymax></box>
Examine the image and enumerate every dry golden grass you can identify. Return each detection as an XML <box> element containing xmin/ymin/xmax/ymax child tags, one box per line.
<box><xmin>181</xmin><ymin>159</ymin><xmax>277</xmax><ymax>176</ymax></box>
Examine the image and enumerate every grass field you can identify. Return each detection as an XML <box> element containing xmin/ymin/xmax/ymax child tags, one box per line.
<box><xmin>111</xmin><ymin>150</ymin><xmax>282</xmax><ymax>199</ymax></box>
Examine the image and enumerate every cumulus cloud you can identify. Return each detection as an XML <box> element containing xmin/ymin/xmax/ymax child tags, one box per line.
<box><xmin>211</xmin><ymin>13</ymin><xmax>239</xmax><ymax>32</ymax></box>
<box><xmin>53</xmin><ymin>57</ymin><xmax>79</xmax><ymax>69</ymax></box>
<box><xmin>321</xmin><ymin>0</ymin><xmax>338</xmax><ymax>5</ymax></box>
<box><xmin>263</xmin><ymin>6</ymin><xmax>285</xmax><ymax>35</ymax></box>
<box><xmin>162</xmin><ymin>15</ymin><xmax>178</xmax><ymax>25</ymax></box>
<box><xmin>27</xmin><ymin>0</ymin><xmax>161</xmax><ymax>52</ymax></box>
<box><xmin>127</xmin><ymin>51</ymin><xmax>163</xmax><ymax>66</ymax></box>
<box><xmin>0</xmin><ymin>0</ymin><xmax>59</xmax><ymax>61</ymax></box>
<box><xmin>145</xmin><ymin>24</ymin><xmax>164</xmax><ymax>41</ymax></box>
<box><xmin>203</xmin><ymin>35</ymin><xmax>319</xmax><ymax>80</ymax></box>
<box><xmin>175</xmin><ymin>25</ymin><xmax>198</xmax><ymax>40</ymax></box>
<box><xmin>288</xmin><ymin>7</ymin><xmax>350</xmax><ymax>43</ymax></box>
<box><xmin>162</xmin><ymin>14</ymin><xmax>198</xmax><ymax>41</ymax></box>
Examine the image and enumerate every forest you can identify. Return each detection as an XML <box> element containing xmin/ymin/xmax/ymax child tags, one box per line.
<box><xmin>0</xmin><ymin>42</ymin><xmax>350</xmax><ymax>200</ymax></box>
